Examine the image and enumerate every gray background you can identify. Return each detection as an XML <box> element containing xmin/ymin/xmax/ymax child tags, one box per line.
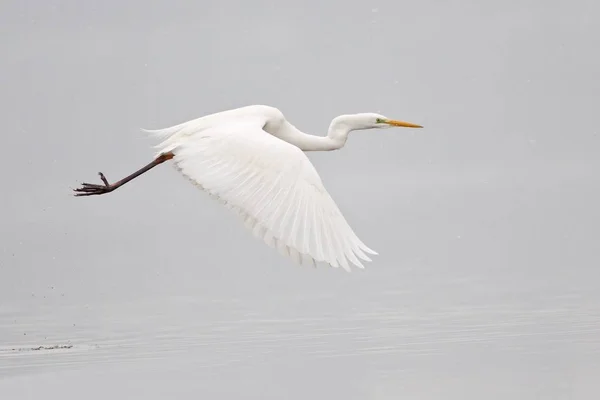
<box><xmin>1</xmin><ymin>0</ymin><xmax>599</xmax><ymax>398</ymax></box>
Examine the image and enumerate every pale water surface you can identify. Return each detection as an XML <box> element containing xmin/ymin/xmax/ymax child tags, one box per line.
<box><xmin>2</xmin><ymin>177</ymin><xmax>600</xmax><ymax>398</ymax></box>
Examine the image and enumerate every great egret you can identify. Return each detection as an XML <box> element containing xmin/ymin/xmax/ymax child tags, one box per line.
<box><xmin>74</xmin><ymin>105</ymin><xmax>423</xmax><ymax>271</ymax></box>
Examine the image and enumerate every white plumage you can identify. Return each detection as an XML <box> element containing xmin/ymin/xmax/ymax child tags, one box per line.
<box><xmin>75</xmin><ymin>105</ymin><xmax>423</xmax><ymax>272</ymax></box>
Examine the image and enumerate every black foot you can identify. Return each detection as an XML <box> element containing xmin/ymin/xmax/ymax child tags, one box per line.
<box><xmin>73</xmin><ymin>172</ymin><xmax>114</xmax><ymax>197</ymax></box>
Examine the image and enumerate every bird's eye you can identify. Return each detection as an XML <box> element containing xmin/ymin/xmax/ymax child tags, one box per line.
<box><xmin>376</xmin><ymin>118</ymin><xmax>385</xmax><ymax>124</ymax></box>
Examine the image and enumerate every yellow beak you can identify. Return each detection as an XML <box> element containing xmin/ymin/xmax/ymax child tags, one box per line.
<box><xmin>385</xmin><ymin>119</ymin><xmax>423</xmax><ymax>128</ymax></box>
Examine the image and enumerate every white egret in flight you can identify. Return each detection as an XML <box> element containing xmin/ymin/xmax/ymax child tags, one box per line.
<box><xmin>74</xmin><ymin>105</ymin><xmax>423</xmax><ymax>271</ymax></box>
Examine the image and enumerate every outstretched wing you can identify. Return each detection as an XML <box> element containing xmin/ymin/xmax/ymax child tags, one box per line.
<box><xmin>150</xmin><ymin>116</ymin><xmax>377</xmax><ymax>271</ymax></box>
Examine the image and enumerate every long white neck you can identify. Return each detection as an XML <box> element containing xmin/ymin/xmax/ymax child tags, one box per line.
<box><xmin>274</xmin><ymin>118</ymin><xmax>352</xmax><ymax>152</ymax></box>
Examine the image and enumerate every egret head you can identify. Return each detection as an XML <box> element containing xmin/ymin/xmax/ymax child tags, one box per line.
<box><xmin>373</xmin><ymin>114</ymin><xmax>423</xmax><ymax>129</ymax></box>
<box><xmin>331</xmin><ymin>113</ymin><xmax>423</xmax><ymax>131</ymax></box>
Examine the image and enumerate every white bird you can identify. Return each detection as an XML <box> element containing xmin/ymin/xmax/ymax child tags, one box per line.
<box><xmin>74</xmin><ymin>105</ymin><xmax>423</xmax><ymax>271</ymax></box>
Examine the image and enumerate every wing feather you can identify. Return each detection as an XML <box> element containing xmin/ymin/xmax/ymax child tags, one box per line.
<box><xmin>154</xmin><ymin>115</ymin><xmax>376</xmax><ymax>270</ymax></box>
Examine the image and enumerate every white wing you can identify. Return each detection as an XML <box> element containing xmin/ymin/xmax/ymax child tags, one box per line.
<box><xmin>149</xmin><ymin>115</ymin><xmax>377</xmax><ymax>271</ymax></box>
